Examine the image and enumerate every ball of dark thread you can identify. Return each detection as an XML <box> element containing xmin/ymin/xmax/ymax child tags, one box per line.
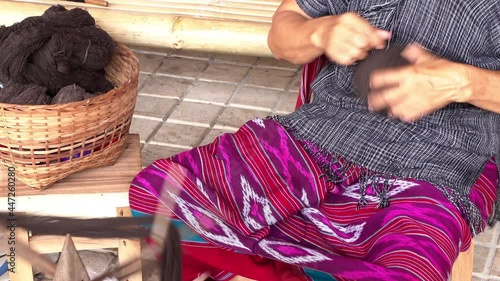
<box><xmin>353</xmin><ymin>44</ymin><xmax>410</xmax><ymax>99</ymax></box>
<box><xmin>51</xmin><ymin>84</ymin><xmax>86</xmax><ymax>104</ymax></box>
<box><xmin>353</xmin><ymin>44</ymin><xmax>411</xmax><ymax>116</ymax></box>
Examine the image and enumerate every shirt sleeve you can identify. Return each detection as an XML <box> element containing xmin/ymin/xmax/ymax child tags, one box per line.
<box><xmin>295</xmin><ymin>0</ymin><xmax>332</xmax><ymax>18</ymax></box>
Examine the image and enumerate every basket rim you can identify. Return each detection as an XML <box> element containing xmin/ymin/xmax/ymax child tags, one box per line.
<box><xmin>0</xmin><ymin>43</ymin><xmax>138</xmax><ymax>110</ymax></box>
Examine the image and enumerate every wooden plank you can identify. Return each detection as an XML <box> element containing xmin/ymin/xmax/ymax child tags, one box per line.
<box><xmin>0</xmin><ymin>134</ymin><xmax>141</xmax><ymax>196</ymax></box>
<box><xmin>14</xmin><ymin>238</ymin><xmax>57</xmax><ymax>278</ymax></box>
<box><xmin>117</xmin><ymin>207</ymin><xmax>142</xmax><ymax>281</ymax></box>
<box><xmin>451</xmin><ymin>241</ymin><xmax>474</xmax><ymax>281</ymax></box>
<box><xmin>7</xmin><ymin>193</ymin><xmax>129</xmax><ymax>218</ymax></box>
<box><xmin>8</xmin><ymin>228</ymin><xmax>34</xmax><ymax>281</ymax></box>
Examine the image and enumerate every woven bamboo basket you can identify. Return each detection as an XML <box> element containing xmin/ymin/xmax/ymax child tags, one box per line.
<box><xmin>0</xmin><ymin>43</ymin><xmax>139</xmax><ymax>190</ymax></box>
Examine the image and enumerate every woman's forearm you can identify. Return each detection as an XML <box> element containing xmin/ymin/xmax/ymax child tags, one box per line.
<box><xmin>268</xmin><ymin>0</ymin><xmax>391</xmax><ymax>66</ymax></box>
<box><xmin>268</xmin><ymin>9</ymin><xmax>334</xmax><ymax>65</ymax></box>
<box><xmin>464</xmin><ymin>66</ymin><xmax>500</xmax><ymax>113</ymax></box>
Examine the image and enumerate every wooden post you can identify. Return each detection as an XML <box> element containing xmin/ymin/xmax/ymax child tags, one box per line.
<box><xmin>451</xmin><ymin>240</ymin><xmax>474</xmax><ymax>281</ymax></box>
<box><xmin>8</xmin><ymin>228</ymin><xmax>34</xmax><ymax>281</ymax></box>
<box><xmin>117</xmin><ymin>207</ymin><xmax>142</xmax><ymax>281</ymax></box>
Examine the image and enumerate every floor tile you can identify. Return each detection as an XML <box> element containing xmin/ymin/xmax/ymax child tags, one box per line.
<box><xmin>490</xmin><ymin>249</ymin><xmax>500</xmax><ymax>276</ymax></box>
<box><xmin>491</xmin><ymin>248</ymin><xmax>500</xmax><ymax>276</ymax></box>
<box><xmin>229</xmin><ymin>87</ymin><xmax>282</xmax><ymax>110</ymax></box>
<box><xmin>494</xmin><ymin>223</ymin><xmax>500</xmax><ymax>246</ymax></box>
<box><xmin>216</xmin><ymin>108</ymin><xmax>271</xmax><ymax>130</ymax></box>
<box><xmin>213</xmin><ymin>53</ymin><xmax>258</xmax><ymax>65</ymax></box>
<box><xmin>157</xmin><ymin>57</ymin><xmax>208</xmax><ymax>78</ymax></box>
<box><xmin>134</xmin><ymin>96</ymin><xmax>178</xmax><ymax>119</ymax></box>
<box><xmin>476</xmin><ymin>226</ymin><xmax>496</xmax><ymax>245</ymax></box>
<box><xmin>134</xmin><ymin>52</ymin><xmax>165</xmax><ymax>74</ymax></box>
<box><xmin>130</xmin><ymin>45</ymin><xmax>171</xmax><ymax>55</ymax></box>
<box><xmin>199</xmin><ymin>63</ymin><xmax>250</xmax><ymax>83</ymax></box>
<box><xmin>152</xmin><ymin>123</ymin><xmax>208</xmax><ymax>147</ymax></box>
<box><xmin>184</xmin><ymin>81</ymin><xmax>236</xmax><ymax>105</ymax></box>
<box><xmin>289</xmin><ymin>71</ymin><xmax>302</xmax><ymax>92</ymax></box>
<box><xmin>256</xmin><ymin>57</ymin><xmax>300</xmax><ymax>69</ymax></box>
<box><xmin>138</xmin><ymin>73</ymin><xmax>151</xmax><ymax>89</ymax></box>
<box><xmin>167</xmin><ymin>102</ymin><xmax>223</xmax><ymax>127</ymax></box>
<box><xmin>140</xmin><ymin>76</ymin><xmax>193</xmax><ymax>99</ymax></box>
<box><xmin>276</xmin><ymin>91</ymin><xmax>298</xmax><ymax>114</ymax></box>
<box><xmin>473</xmin><ymin>245</ymin><xmax>491</xmax><ymax>273</ymax></box>
<box><xmin>141</xmin><ymin>144</ymin><xmax>187</xmax><ymax>167</ymax></box>
<box><xmin>245</xmin><ymin>68</ymin><xmax>296</xmax><ymax>90</ymax></box>
<box><xmin>130</xmin><ymin>116</ymin><xmax>161</xmax><ymax>142</ymax></box>
<box><xmin>200</xmin><ymin>128</ymin><xmax>237</xmax><ymax>146</ymax></box>
<box><xmin>170</xmin><ymin>49</ymin><xmax>213</xmax><ymax>60</ymax></box>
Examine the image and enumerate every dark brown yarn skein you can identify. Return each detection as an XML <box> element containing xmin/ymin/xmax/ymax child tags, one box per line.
<box><xmin>353</xmin><ymin>44</ymin><xmax>410</xmax><ymax>115</ymax></box>
<box><xmin>0</xmin><ymin>83</ymin><xmax>51</xmax><ymax>105</ymax></box>
<box><xmin>0</xmin><ymin>5</ymin><xmax>115</xmax><ymax>96</ymax></box>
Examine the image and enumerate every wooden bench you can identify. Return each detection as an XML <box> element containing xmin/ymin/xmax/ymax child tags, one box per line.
<box><xmin>451</xmin><ymin>243</ymin><xmax>474</xmax><ymax>281</ymax></box>
<box><xmin>0</xmin><ymin>134</ymin><xmax>143</xmax><ymax>281</ymax></box>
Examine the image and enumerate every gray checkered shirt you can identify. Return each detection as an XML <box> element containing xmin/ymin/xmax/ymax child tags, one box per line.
<box><xmin>271</xmin><ymin>0</ymin><xmax>500</xmax><ymax>234</ymax></box>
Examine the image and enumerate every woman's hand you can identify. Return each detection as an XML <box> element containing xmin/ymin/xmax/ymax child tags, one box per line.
<box><xmin>311</xmin><ymin>12</ymin><xmax>391</xmax><ymax>65</ymax></box>
<box><xmin>192</xmin><ymin>271</ymin><xmax>211</xmax><ymax>281</ymax></box>
<box><xmin>367</xmin><ymin>44</ymin><xmax>472</xmax><ymax>122</ymax></box>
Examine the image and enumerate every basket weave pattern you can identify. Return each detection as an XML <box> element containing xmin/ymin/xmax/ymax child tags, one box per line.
<box><xmin>0</xmin><ymin>44</ymin><xmax>139</xmax><ymax>189</ymax></box>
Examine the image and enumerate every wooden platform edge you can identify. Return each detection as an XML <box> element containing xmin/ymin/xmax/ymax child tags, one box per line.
<box><xmin>0</xmin><ymin>134</ymin><xmax>141</xmax><ymax>196</ymax></box>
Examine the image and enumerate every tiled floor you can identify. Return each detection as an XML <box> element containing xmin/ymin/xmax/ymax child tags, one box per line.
<box><xmin>82</xmin><ymin>46</ymin><xmax>500</xmax><ymax>281</ymax></box>
<box><xmin>129</xmin><ymin>48</ymin><xmax>301</xmax><ymax>169</ymax></box>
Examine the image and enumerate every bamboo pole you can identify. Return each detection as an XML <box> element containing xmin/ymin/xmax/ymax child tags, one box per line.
<box><xmin>0</xmin><ymin>0</ymin><xmax>274</xmax><ymax>57</ymax></box>
<box><xmin>10</xmin><ymin>0</ymin><xmax>279</xmax><ymax>19</ymax></box>
<box><xmin>124</xmin><ymin>0</ymin><xmax>281</xmax><ymax>6</ymax></box>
